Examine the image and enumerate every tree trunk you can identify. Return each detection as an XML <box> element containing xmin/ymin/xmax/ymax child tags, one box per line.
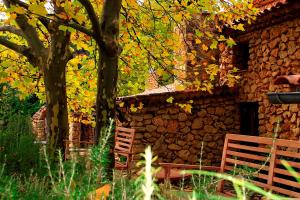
<box><xmin>94</xmin><ymin>0</ymin><xmax>122</xmax><ymax>180</ymax></box>
<box><xmin>43</xmin><ymin>29</ymin><xmax>71</xmax><ymax>159</ymax></box>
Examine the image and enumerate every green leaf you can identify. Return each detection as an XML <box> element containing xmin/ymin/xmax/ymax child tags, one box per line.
<box><xmin>28</xmin><ymin>4</ymin><xmax>47</xmax><ymax>16</ymax></box>
<box><xmin>166</xmin><ymin>96</ymin><xmax>174</xmax><ymax>103</ymax></box>
<box><xmin>226</xmin><ymin>37</ymin><xmax>236</xmax><ymax>48</ymax></box>
<box><xmin>210</xmin><ymin>40</ymin><xmax>218</xmax><ymax>49</ymax></box>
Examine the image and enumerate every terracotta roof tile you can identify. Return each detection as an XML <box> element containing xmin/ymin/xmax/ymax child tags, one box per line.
<box><xmin>253</xmin><ymin>0</ymin><xmax>288</xmax><ymax>10</ymax></box>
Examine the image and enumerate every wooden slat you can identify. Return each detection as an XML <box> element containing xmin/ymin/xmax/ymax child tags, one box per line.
<box><xmin>273</xmin><ymin>177</ymin><xmax>300</xmax><ymax>189</ymax></box>
<box><xmin>274</xmin><ymin>167</ymin><xmax>297</xmax><ymax>177</ymax></box>
<box><xmin>116</xmin><ymin>137</ymin><xmax>131</xmax><ymax>143</ymax></box>
<box><xmin>228</xmin><ymin>143</ymin><xmax>271</xmax><ymax>153</ymax></box>
<box><xmin>225</xmin><ymin>158</ymin><xmax>269</xmax><ymax>171</ymax></box>
<box><xmin>116</xmin><ymin>142</ymin><xmax>131</xmax><ymax>148</ymax></box>
<box><xmin>116</xmin><ymin>131</ymin><xmax>133</xmax><ymax>138</ymax></box>
<box><xmin>116</xmin><ymin>126</ymin><xmax>135</xmax><ymax>133</ymax></box>
<box><xmin>275</xmin><ymin>159</ymin><xmax>300</xmax><ymax>169</ymax></box>
<box><xmin>270</xmin><ymin>185</ymin><xmax>300</xmax><ymax>198</ymax></box>
<box><xmin>114</xmin><ymin>146</ymin><xmax>129</xmax><ymax>152</ymax></box>
<box><xmin>226</xmin><ymin>134</ymin><xmax>273</xmax><ymax>145</ymax></box>
<box><xmin>227</xmin><ymin>150</ymin><xmax>267</xmax><ymax>161</ymax></box>
<box><xmin>275</xmin><ymin>139</ymin><xmax>300</xmax><ymax>149</ymax></box>
<box><xmin>218</xmin><ymin>135</ymin><xmax>229</xmax><ymax>193</ymax></box>
<box><xmin>224</xmin><ymin>165</ymin><xmax>269</xmax><ymax>180</ymax></box>
<box><xmin>276</xmin><ymin>150</ymin><xmax>300</xmax><ymax>159</ymax></box>
<box><xmin>251</xmin><ymin>180</ymin><xmax>270</xmax><ymax>190</ymax></box>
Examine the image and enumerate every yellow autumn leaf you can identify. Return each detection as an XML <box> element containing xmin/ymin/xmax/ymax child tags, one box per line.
<box><xmin>130</xmin><ymin>104</ymin><xmax>137</xmax><ymax>112</ymax></box>
<box><xmin>195</xmin><ymin>38</ymin><xmax>201</xmax><ymax>44</ymax></box>
<box><xmin>201</xmin><ymin>44</ymin><xmax>208</xmax><ymax>51</ymax></box>
<box><xmin>166</xmin><ymin>96</ymin><xmax>174</xmax><ymax>103</ymax></box>
<box><xmin>14</xmin><ymin>7</ymin><xmax>26</xmax><ymax>14</ymax></box>
<box><xmin>138</xmin><ymin>102</ymin><xmax>143</xmax><ymax>109</ymax></box>
<box><xmin>119</xmin><ymin>102</ymin><xmax>125</xmax><ymax>108</ymax></box>
<box><xmin>184</xmin><ymin>104</ymin><xmax>192</xmax><ymax>113</ymax></box>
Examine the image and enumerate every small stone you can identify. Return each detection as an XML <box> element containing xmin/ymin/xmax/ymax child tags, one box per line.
<box><xmin>269</xmin><ymin>38</ymin><xmax>280</xmax><ymax>49</ymax></box>
<box><xmin>207</xmin><ymin>142</ymin><xmax>217</xmax><ymax>148</ymax></box>
<box><xmin>207</xmin><ymin>107</ymin><xmax>215</xmax><ymax>115</ymax></box>
<box><xmin>168</xmin><ymin>144</ymin><xmax>181</xmax><ymax>150</ymax></box>
<box><xmin>224</xmin><ymin>118</ymin><xmax>234</xmax><ymax>125</ymax></box>
<box><xmin>133</xmin><ymin>115</ymin><xmax>144</xmax><ymax>122</ymax></box>
<box><xmin>294</xmin><ymin>49</ymin><xmax>300</xmax><ymax>58</ymax></box>
<box><xmin>169</xmin><ymin>107</ymin><xmax>179</xmax><ymax>114</ymax></box>
<box><xmin>144</xmin><ymin>119</ymin><xmax>151</xmax><ymax>125</ymax></box>
<box><xmin>146</xmin><ymin>125</ymin><xmax>157</xmax><ymax>132</ymax></box>
<box><xmin>203</xmin><ymin>134</ymin><xmax>213</xmax><ymax>141</ymax></box>
<box><xmin>180</xmin><ymin>126</ymin><xmax>190</xmax><ymax>134</ymax></box>
<box><xmin>177</xmin><ymin>150</ymin><xmax>190</xmax><ymax>161</ymax></box>
<box><xmin>261</xmin><ymin>30</ymin><xmax>269</xmax><ymax>40</ymax></box>
<box><xmin>215</xmin><ymin>107</ymin><xmax>225</xmax><ymax>116</ymax></box>
<box><xmin>270</xmin><ymin>48</ymin><xmax>279</xmax><ymax>57</ymax></box>
<box><xmin>143</xmin><ymin>114</ymin><xmax>153</xmax><ymax>119</ymax></box>
<box><xmin>167</xmin><ymin>120</ymin><xmax>178</xmax><ymax>133</ymax></box>
<box><xmin>192</xmin><ymin>118</ymin><xmax>203</xmax><ymax>129</ymax></box>
<box><xmin>187</xmin><ymin>133</ymin><xmax>194</xmax><ymax>141</ymax></box>
<box><xmin>197</xmin><ymin>110</ymin><xmax>207</xmax><ymax>117</ymax></box>
<box><xmin>178</xmin><ymin>140</ymin><xmax>187</xmax><ymax>146</ymax></box>
<box><xmin>291</xmin><ymin>113</ymin><xmax>297</xmax><ymax>123</ymax></box>
<box><xmin>157</xmin><ymin>126</ymin><xmax>166</xmax><ymax>133</ymax></box>
<box><xmin>204</xmin><ymin>125</ymin><xmax>218</xmax><ymax>134</ymax></box>
<box><xmin>178</xmin><ymin>113</ymin><xmax>188</xmax><ymax>121</ymax></box>
<box><xmin>152</xmin><ymin>117</ymin><xmax>164</xmax><ymax>126</ymax></box>
<box><xmin>287</xmin><ymin>41</ymin><xmax>297</xmax><ymax>55</ymax></box>
<box><xmin>162</xmin><ymin>114</ymin><xmax>171</xmax><ymax>119</ymax></box>
<box><xmin>279</xmin><ymin>51</ymin><xmax>288</xmax><ymax>59</ymax></box>
<box><xmin>281</xmin><ymin>34</ymin><xmax>288</xmax><ymax>42</ymax></box>
<box><xmin>290</xmin><ymin>104</ymin><xmax>298</xmax><ymax>112</ymax></box>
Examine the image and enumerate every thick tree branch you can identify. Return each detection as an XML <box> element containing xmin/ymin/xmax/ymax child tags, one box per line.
<box><xmin>0</xmin><ymin>25</ymin><xmax>24</xmax><ymax>37</ymax></box>
<box><xmin>4</xmin><ymin>0</ymin><xmax>47</xmax><ymax>56</ymax></box>
<box><xmin>63</xmin><ymin>20</ymin><xmax>94</xmax><ymax>36</ymax></box>
<box><xmin>0</xmin><ymin>36</ymin><xmax>32</xmax><ymax>58</ymax></box>
<box><xmin>8</xmin><ymin>0</ymin><xmax>50</xmax><ymax>29</ymax></box>
<box><xmin>77</xmin><ymin>0</ymin><xmax>102</xmax><ymax>42</ymax></box>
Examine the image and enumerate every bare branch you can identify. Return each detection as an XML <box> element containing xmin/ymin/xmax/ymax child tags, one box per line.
<box><xmin>0</xmin><ymin>25</ymin><xmax>24</xmax><ymax>36</ymax></box>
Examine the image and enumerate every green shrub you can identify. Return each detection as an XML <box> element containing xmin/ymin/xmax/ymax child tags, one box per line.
<box><xmin>0</xmin><ymin>114</ymin><xmax>42</xmax><ymax>176</ymax></box>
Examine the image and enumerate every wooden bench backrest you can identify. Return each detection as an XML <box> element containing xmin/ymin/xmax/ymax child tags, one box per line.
<box><xmin>219</xmin><ymin>134</ymin><xmax>300</xmax><ymax>198</ymax></box>
<box><xmin>115</xmin><ymin>127</ymin><xmax>135</xmax><ymax>153</ymax></box>
<box><xmin>114</xmin><ymin>127</ymin><xmax>135</xmax><ymax>169</ymax></box>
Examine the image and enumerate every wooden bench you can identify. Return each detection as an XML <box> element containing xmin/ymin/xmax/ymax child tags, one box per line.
<box><xmin>158</xmin><ymin>134</ymin><xmax>300</xmax><ymax>198</ymax></box>
<box><xmin>114</xmin><ymin>127</ymin><xmax>135</xmax><ymax>171</ymax></box>
<box><xmin>64</xmin><ymin>126</ymin><xmax>135</xmax><ymax>170</ymax></box>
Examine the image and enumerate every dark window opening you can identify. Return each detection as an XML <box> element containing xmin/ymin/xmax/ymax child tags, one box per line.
<box><xmin>239</xmin><ymin>102</ymin><xmax>259</xmax><ymax>136</ymax></box>
<box><xmin>233</xmin><ymin>42</ymin><xmax>249</xmax><ymax>71</ymax></box>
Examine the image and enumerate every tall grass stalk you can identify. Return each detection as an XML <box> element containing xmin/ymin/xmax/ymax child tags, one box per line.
<box><xmin>185</xmin><ymin>169</ymin><xmax>284</xmax><ymax>200</ymax></box>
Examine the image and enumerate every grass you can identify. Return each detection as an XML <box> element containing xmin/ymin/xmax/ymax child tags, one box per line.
<box><xmin>0</xmin><ymin>117</ymin><xmax>299</xmax><ymax>200</ymax></box>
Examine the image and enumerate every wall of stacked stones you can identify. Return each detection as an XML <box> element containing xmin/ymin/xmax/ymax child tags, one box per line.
<box><xmin>220</xmin><ymin>17</ymin><xmax>300</xmax><ymax>140</ymax></box>
<box><xmin>118</xmin><ymin>96</ymin><xmax>239</xmax><ymax>165</ymax></box>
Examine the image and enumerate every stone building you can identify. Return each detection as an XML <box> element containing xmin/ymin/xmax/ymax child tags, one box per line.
<box><xmin>32</xmin><ymin>0</ymin><xmax>300</xmax><ymax>165</ymax></box>
<box><xmin>117</xmin><ymin>0</ymin><xmax>300</xmax><ymax>165</ymax></box>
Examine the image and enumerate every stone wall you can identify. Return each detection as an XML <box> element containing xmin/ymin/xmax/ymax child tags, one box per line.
<box><xmin>118</xmin><ymin>95</ymin><xmax>239</xmax><ymax>165</ymax></box>
<box><xmin>220</xmin><ymin>17</ymin><xmax>300</xmax><ymax>140</ymax></box>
